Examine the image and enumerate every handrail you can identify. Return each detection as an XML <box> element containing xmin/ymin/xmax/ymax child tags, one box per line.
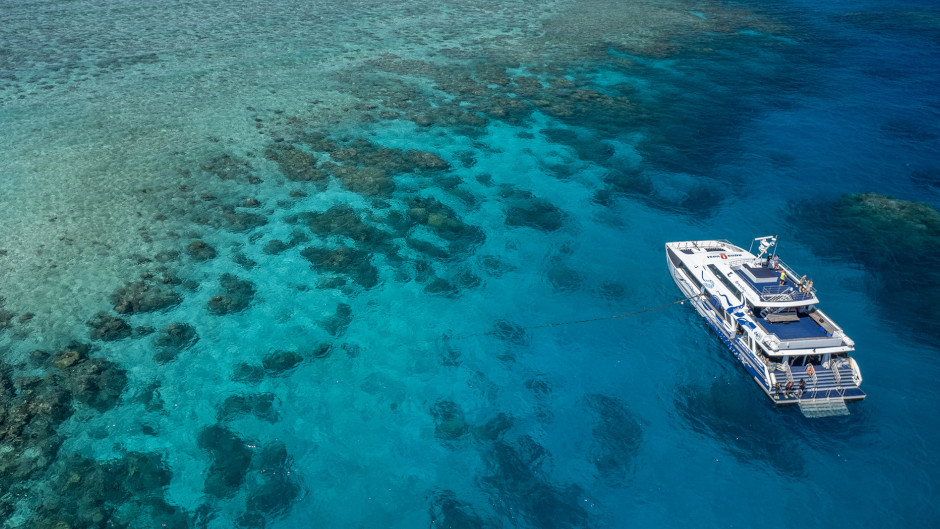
<box><xmin>831</xmin><ymin>363</ymin><xmax>846</xmax><ymax>396</ymax></box>
<box><xmin>774</xmin><ymin>258</ymin><xmax>816</xmax><ymax>299</ymax></box>
<box><xmin>760</xmin><ymin>285</ymin><xmax>814</xmax><ymax>302</ymax></box>
<box><xmin>673</xmin><ymin>239</ymin><xmax>735</xmax><ymax>250</ymax></box>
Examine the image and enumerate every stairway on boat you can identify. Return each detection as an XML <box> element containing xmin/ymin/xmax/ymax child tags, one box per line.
<box><xmin>788</xmin><ymin>364</ymin><xmax>855</xmax><ymax>417</ymax></box>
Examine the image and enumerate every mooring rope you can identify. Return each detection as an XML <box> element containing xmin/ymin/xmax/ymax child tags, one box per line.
<box><xmin>435</xmin><ymin>292</ymin><xmax>705</xmax><ymax>344</ymax></box>
<box><xmin>518</xmin><ymin>292</ymin><xmax>705</xmax><ymax>331</ymax></box>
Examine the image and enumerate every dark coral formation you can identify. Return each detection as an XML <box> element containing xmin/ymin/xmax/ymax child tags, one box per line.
<box><xmin>86</xmin><ymin>312</ymin><xmax>133</xmax><ymax>341</ymax></box>
<box><xmin>491</xmin><ymin>320</ymin><xmax>528</xmax><ymax>347</ymax></box>
<box><xmin>111</xmin><ymin>279</ymin><xmax>182</xmax><ymax>314</ymax></box>
<box><xmin>202</xmin><ymin>153</ymin><xmax>258</xmax><ymax>184</ymax></box>
<box><xmin>301</xmin><ymin>246</ymin><xmax>379</xmax><ymax>288</ymax></box>
<box><xmin>300</xmin><ymin>205</ymin><xmax>392</xmax><ymax>246</ymax></box>
<box><xmin>219</xmin><ymin>393</ymin><xmax>278</xmax><ymax>422</ymax></box>
<box><xmin>585</xmin><ymin>393</ymin><xmax>643</xmax><ymax>485</ymax></box>
<box><xmin>793</xmin><ymin>193</ymin><xmax>940</xmax><ymax>342</ymax></box>
<box><xmin>25</xmin><ymin>451</ymin><xmax>189</xmax><ymax>529</ymax></box>
<box><xmin>431</xmin><ymin>399</ymin><xmax>471</xmax><ymax>441</ymax></box>
<box><xmin>198</xmin><ymin>424</ymin><xmax>300</xmax><ymax>520</ymax></box>
<box><xmin>0</xmin><ymin>342</ymin><xmax>149</xmax><ymax>526</ymax></box>
<box><xmin>207</xmin><ymin>273</ymin><xmax>256</xmax><ymax>314</ymax></box>
<box><xmin>186</xmin><ymin>239</ymin><xmax>217</xmax><ymax>261</ymax></box>
<box><xmin>405</xmin><ymin>196</ymin><xmax>483</xmax><ymax>246</ymax></box>
<box><xmin>265</xmin><ymin>144</ymin><xmax>329</xmax><ymax>183</ymax></box>
<box><xmin>320</xmin><ymin>303</ymin><xmax>353</xmax><ymax>335</ymax></box>
<box><xmin>261</xmin><ymin>350</ymin><xmax>304</xmax><ymax>375</ymax></box>
<box><xmin>428</xmin><ymin>489</ymin><xmax>486</xmax><ymax>529</ymax></box>
<box><xmin>153</xmin><ymin>322</ymin><xmax>199</xmax><ymax>364</ymax></box>
<box><xmin>482</xmin><ymin>436</ymin><xmax>589</xmax><ymax>529</ymax></box>
<box><xmin>198</xmin><ymin>424</ymin><xmax>254</xmax><ymax>498</ymax></box>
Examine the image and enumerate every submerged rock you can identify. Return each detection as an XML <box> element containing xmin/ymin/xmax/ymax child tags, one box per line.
<box><xmin>505</xmin><ymin>198</ymin><xmax>567</xmax><ymax>232</ymax></box>
<box><xmin>61</xmin><ymin>357</ymin><xmax>128</xmax><ymax>412</ymax></box>
<box><xmin>481</xmin><ymin>436</ymin><xmax>588</xmax><ymax>528</ymax></box>
<box><xmin>491</xmin><ymin>319</ymin><xmax>528</xmax><ymax>346</ymax></box>
<box><xmin>406</xmin><ymin>196</ymin><xmax>484</xmax><ymax>248</ymax></box>
<box><xmin>300</xmin><ymin>131</ymin><xmax>339</xmax><ymax>153</ymax></box>
<box><xmin>263</xmin><ymin>239</ymin><xmax>289</xmax><ymax>255</ymax></box>
<box><xmin>218</xmin><ymin>206</ymin><xmax>268</xmax><ymax>232</ymax></box>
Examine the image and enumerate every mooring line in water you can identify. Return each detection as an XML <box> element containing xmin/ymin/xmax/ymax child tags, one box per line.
<box><xmin>518</xmin><ymin>292</ymin><xmax>706</xmax><ymax>331</ymax></box>
<box><xmin>435</xmin><ymin>293</ymin><xmax>705</xmax><ymax>344</ymax></box>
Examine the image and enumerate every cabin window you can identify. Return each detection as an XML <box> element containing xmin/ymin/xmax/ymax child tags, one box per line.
<box><xmin>667</xmin><ymin>248</ymin><xmax>684</xmax><ymax>269</ymax></box>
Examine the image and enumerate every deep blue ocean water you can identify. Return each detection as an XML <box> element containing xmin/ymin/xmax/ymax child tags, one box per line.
<box><xmin>1</xmin><ymin>0</ymin><xmax>939</xmax><ymax>527</ymax></box>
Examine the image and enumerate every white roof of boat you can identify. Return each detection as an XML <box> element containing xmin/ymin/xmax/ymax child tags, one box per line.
<box><xmin>667</xmin><ymin>240</ymin><xmax>819</xmax><ymax>306</ymax></box>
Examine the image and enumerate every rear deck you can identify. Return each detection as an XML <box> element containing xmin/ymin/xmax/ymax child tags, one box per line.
<box><xmin>765</xmin><ymin>363</ymin><xmax>866</xmax><ymax>405</ymax></box>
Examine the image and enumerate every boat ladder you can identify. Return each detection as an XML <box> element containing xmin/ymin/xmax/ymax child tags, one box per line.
<box><xmin>798</xmin><ymin>395</ymin><xmax>850</xmax><ymax>418</ymax></box>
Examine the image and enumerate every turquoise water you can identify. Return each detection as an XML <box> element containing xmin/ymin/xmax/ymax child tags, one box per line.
<box><xmin>1</xmin><ymin>0</ymin><xmax>939</xmax><ymax>527</ymax></box>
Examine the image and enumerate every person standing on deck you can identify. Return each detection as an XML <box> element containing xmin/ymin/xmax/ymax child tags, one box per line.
<box><xmin>779</xmin><ymin>269</ymin><xmax>787</xmax><ymax>285</ymax></box>
<box><xmin>772</xmin><ymin>254</ymin><xmax>780</xmax><ymax>270</ymax></box>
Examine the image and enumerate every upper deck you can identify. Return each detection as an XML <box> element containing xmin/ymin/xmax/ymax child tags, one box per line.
<box><xmin>666</xmin><ymin>239</ymin><xmax>818</xmax><ymax>307</ymax></box>
<box><xmin>733</xmin><ymin>262</ymin><xmax>815</xmax><ymax>304</ymax></box>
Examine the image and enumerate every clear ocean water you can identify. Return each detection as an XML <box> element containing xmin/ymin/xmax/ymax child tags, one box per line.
<box><xmin>1</xmin><ymin>0</ymin><xmax>938</xmax><ymax>527</ymax></box>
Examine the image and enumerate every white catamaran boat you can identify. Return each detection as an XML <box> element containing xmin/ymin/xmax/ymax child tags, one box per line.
<box><xmin>666</xmin><ymin>236</ymin><xmax>865</xmax><ymax>417</ymax></box>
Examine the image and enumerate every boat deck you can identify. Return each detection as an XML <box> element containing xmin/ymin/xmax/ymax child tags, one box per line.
<box><xmin>766</xmin><ymin>363</ymin><xmax>866</xmax><ymax>405</ymax></box>
<box><xmin>757</xmin><ymin>315</ymin><xmax>830</xmax><ymax>340</ymax></box>
<box><xmin>735</xmin><ymin>263</ymin><xmax>813</xmax><ymax>302</ymax></box>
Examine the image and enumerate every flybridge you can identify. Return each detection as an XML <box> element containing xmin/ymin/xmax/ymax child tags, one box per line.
<box><xmin>665</xmin><ymin>236</ymin><xmax>865</xmax><ymax>417</ymax></box>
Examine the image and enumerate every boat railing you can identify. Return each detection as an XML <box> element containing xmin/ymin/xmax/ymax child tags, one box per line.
<box><xmin>784</xmin><ymin>362</ymin><xmax>794</xmax><ymax>384</ymax></box>
<box><xmin>832</xmin><ymin>364</ymin><xmax>845</xmax><ymax>396</ymax></box>
<box><xmin>759</xmin><ymin>285</ymin><xmax>814</xmax><ymax>302</ymax></box>
<box><xmin>775</xmin><ymin>259</ymin><xmax>816</xmax><ymax>298</ymax></box>
<box><xmin>673</xmin><ymin>239</ymin><xmax>735</xmax><ymax>250</ymax></box>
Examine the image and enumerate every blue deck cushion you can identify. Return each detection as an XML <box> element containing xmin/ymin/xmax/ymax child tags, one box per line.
<box><xmin>759</xmin><ymin>315</ymin><xmax>830</xmax><ymax>339</ymax></box>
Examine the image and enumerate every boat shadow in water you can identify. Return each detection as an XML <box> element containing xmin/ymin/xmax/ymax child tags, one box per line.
<box><xmin>674</xmin><ymin>379</ymin><xmax>808</xmax><ymax>478</ymax></box>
